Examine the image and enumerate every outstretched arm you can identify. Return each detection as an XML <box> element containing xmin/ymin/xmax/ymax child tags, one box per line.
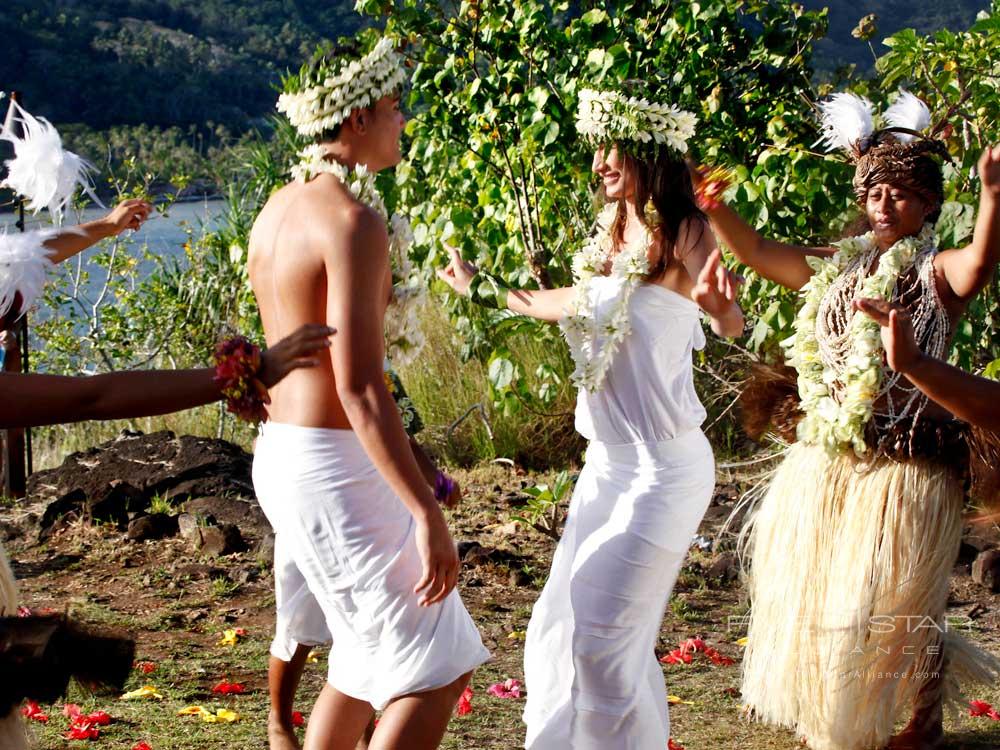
<box><xmin>0</xmin><ymin>324</ymin><xmax>334</xmax><ymax>429</ymax></box>
<box><xmin>44</xmin><ymin>199</ymin><xmax>153</xmax><ymax>264</ymax></box>
<box><xmin>437</xmin><ymin>243</ymin><xmax>575</xmax><ymax>322</ymax></box>
<box><xmin>328</xmin><ymin>208</ymin><xmax>458</xmax><ymax>606</ymax></box>
<box><xmin>936</xmin><ymin>145</ymin><xmax>1000</xmax><ymax>301</ymax></box>
<box><xmin>690</xmin><ymin>164</ymin><xmax>833</xmax><ymax>291</ymax></box>
<box><xmin>855</xmin><ymin>297</ymin><xmax>1000</xmax><ymax>431</ymax></box>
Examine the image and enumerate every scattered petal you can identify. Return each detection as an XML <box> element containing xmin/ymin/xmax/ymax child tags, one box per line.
<box><xmin>63</xmin><ymin>704</ymin><xmax>82</xmax><ymax>719</ymax></box>
<box><xmin>21</xmin><ymin>700</ymin><xmax>48</xmax><ymax>723</ymax></box>
<box><xmin>204</xmin><ymin>708</ymin><xmax>240</xmax><ymax>723</ymax></box>
<box><xmin>121</xmin><ymin>685</ymin><xmax>164</xmax><ymax>701</ymax></box>
<box><xmin>486</xmin><ymin>679</ymin><xmax>523</xmax><ymax>699</ymax></box>
<box><xmin>455</xmin><ymin>686</ymin><xmax>473</xmax><ymax>716</ymax></box>
<box><xmin>291</xmin><ymin>711</ymin><xmax>305</xmax><ymax>727</ymax></box>
<box><xmin>132</xmin><ymin>743</ymin><xmax>152</xmax><ymax>750</ymax></box>
<box><xmin>735</xmin><ymin>637</ymin><xmax>748</xmax><ymax>647</ymax></box>
<box><xmin>211</xmin><ymin>680</ymin><xmax>246</xmax><ymax>695</ymax></box>
<box><xmin>667</xmin><ymin>695</ymin><xmax>695</xmax><ymax>705</ymax></box>
<box><xmin>217</xmin><ymin>628</ymin><xmax>247</xmax><ymax>647</ymax></box>
<box><xmin>668</xmin><ymin>739</ymin><xmax>686</xmax><ymax>750</ymax></box>
<box><xmin>64</xmin><ymin>721</ymin><xmax>100</xmax><ymax>740</ymax></box>
<box><xmin>306</xmin><ymin>649</ymin><xmax>321</xmax><ymax>664</ymax></box>
<box><xmin>135</xmin><ymin>661</ymin><xmax>157</xmax><ymax>674</ymax></box>
<box><xmin>969</xmin><ymin>700</ymin><xmax>1000</xmax><ymax>720</ymax></box>
<box><xmin>507</xmin><ymin>630</ymin><xmax>527</xmax><ymax>641</ymax></box>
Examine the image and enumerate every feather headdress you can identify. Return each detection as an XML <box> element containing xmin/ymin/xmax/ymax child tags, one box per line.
<box><xmin>816</xmin><ymin>93</ymin><xmax>875</xmax><ymax>155</ymax></box>
<box><xmin>883</xmin><ymin>89</ymin><xmax>932</xmax><ymax>143</ymax></box>
<box><xmin>0</xmin><ymin>97</ymin><xmax>102</xmax><ymax>224</ymax></box>
<box><xmin>0</xmin><ymin>225</ymin><xmax>57</xmax><ymax>320</ymax></box>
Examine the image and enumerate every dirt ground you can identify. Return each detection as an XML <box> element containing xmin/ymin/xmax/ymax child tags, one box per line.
<box><xmin>6</xmin><ymin>462</ymin><xmax>1000</xmax><ymax>749</ymax></box>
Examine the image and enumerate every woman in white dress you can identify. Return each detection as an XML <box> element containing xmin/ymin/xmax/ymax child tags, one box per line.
<box><xmin>438</xmin><ymin>87</ymin><xmax>744</xmax><ymax>749</ymax></box>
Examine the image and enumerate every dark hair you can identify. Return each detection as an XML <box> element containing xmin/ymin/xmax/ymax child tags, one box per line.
<box><xmin>609</xmin><ymin>146</ymin><xmax>707</xmax><ymax>280</ymax></box>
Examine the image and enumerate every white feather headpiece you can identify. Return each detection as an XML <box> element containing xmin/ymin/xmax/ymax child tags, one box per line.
<box><xmin>883</xmin><ymin>89</ymin><xmax>932</xmax><ymax>143</ymax></box>
<box><xmin>816</xmin><ymin>93</ymin><xmax>874</xmax><ymax>154</ymax></box>
<box><xmin>0</xmin><ymin>97</ymin><xmax>103</xmax><ymax>225</ymax></box>
<box><xmin>0</xmin><ymin>225</ymin><xmax>57</xmax><ymax>320</ymax></box>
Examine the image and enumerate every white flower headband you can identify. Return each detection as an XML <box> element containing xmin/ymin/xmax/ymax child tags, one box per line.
<box><xmin>277</xmin><ymin>37</ymin><xmax>408</xmax><ymax>138</ymax></box>
<box><xmin>574</xmin><ymin>88</ymin><xmax>698</xmax><ymax>154</ymax></box>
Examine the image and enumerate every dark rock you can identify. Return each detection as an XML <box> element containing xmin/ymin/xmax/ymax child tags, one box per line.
<box><xmin>177</xmin><ymin>513</ymin><xmax>201</xmax><ymax>542</ymax></box>
<box><xmin>127</xmin><ymin>513</ymin><xmax>179</xmax><ymax>542</ymax></box>
<box><xmin>173</xmin><ymin>563</ymin><xmax>228</xmax><ymax>581</ymax></box>
<box><xmin>254</xmin><ymin>533</ymin><xmax>275</xmax><ymax>566</ymax></box>
<box><xmin>183</xmin><ymin>497</ymin><xmax>270</xmax><ymax>537</ymax></box>
<box><xmin>972</xmin><ymin>549</ymin><xmax>1000</xmax><ymax>593</ymax></box>
<box><xmin>707</xmin><ymin>552</ymin><xmax>739</xmax><ymax>583</ymax></box>
<box><xmin>29</xmin><ymin>431</ymin><xmax>258</xmax><ymax>538</ymax></box>
<box><xmin>508</xmin><ymin>568</ymin><xmax>532</xmax><ymax>587</ymax></box>
<box><xmin>196</xmin><ymin>524</ymin><xmax>247</xmax><ymax>556</ymax></box>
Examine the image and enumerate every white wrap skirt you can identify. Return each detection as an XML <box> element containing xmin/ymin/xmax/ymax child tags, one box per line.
<box><xmin>253</xmin><ymin>422</ymin><xmax>489</xmax><ymax>709</ymax></box>
<box><xmin>523</xmin><ymin>429</ymin><xmax>715</xmax><ymax>749</ymax></box>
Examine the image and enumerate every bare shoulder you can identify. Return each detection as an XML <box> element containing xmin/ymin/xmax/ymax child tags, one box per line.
<box><xmin>674</xmin><ymin>215</ymin><xmax>712</xmax><ymax>260</ymax></box>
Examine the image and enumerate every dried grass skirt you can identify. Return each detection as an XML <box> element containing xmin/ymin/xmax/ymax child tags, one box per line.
<box><xmin>741</xmin><ymin>443</ymin><xmax>1000</xmax><ymax>750</ymax></box>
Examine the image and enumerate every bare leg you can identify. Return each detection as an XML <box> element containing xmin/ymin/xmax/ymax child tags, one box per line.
<box><xmin>886</xmin><ymin>658</ymin><xmax>945</xmax><ymax>750</ymax></box>
<box><xmin>269</xmin><ymin>646</ymin><xmax>375</xmax><ymax>750</ymax></box>
<box><xmin>368</xmin><ymin>671</ymin><xmax>472</xmax><ymax>750</ymax></box>
<box><xmin>302</xmin><ymin>683</ymin><xmax>376</xmax><ymax>750</ymax></box>
<box><xmin>268</xmin><ymin>645</ymin><xmax>311</xmax><ymax>750</ymax></box>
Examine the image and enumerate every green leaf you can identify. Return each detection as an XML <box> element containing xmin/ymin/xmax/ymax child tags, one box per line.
<box><xmin>488</xmin><ymin>357</ymin><xmax>516</xmax><ymax>390</ymax></box>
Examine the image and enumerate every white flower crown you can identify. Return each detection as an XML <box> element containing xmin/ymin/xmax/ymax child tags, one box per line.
<box><xmin>277</xmin><ymin>37</ymin><xmax>408</xmax><ymax>138</ymax></box>
<box><xmin>574</xmin><ymin>88</ymin><xmax>697</xmax><ymax>154</ymax></box>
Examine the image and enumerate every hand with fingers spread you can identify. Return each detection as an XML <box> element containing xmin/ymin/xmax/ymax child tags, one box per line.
<box><xmin>691</xmin><ymin>247</ymin><xmax>743</xmax><ymax>318</ymax></box>
<box><xmin>413</xmin><ymin>510</ymin><xmax>460</xmax><ymax>607</ymax></box>
<box><xmin>257</xmin><ymin>323</ymin><xmax>337</xmax><ymax>388</ymax></box>
<box><xmin>852</xmin><ymin>297</ymin><xmax>920</xmax><ymax>374</ymax></box>
<box><xmin>436</xmin><ymin>243</ymin><xmax>479</xmax><ymax>296</ymax></box>
<box><xmin>101</xmin><ymin>198</ymin><xmax>153</xmax><ymax>235</ymax></box>
<box><xmin>978</xmin><ymin>144</ymin><xmax>1000</xmax><ymax>197</ymax></box>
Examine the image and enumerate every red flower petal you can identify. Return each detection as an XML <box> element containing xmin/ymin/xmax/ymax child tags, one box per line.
<box><xmin>455</xmin><ymin>686</ymin><xmax>474</xmax><ymax>716</ymax></box>
<box><xmin>63</xmin><ymin>704</ymin><xmax>82</xmax><ymax>719</ymax></box>
<box><xmin>21</xmin><ymin>700</ymin><xmax>48</xmax><ymax>722</ymax></box>
<box><xmin>668</xmin><ymin>739</ymin><xmax>686</xmax><ymax>750</ymax></box>
<box><xmin>291</xmin><ymin>711</ymin><xmax>305</xmax><ymax>727</ymax></box>
<box><xmin>132</xmin><ymin>743</ymin><xmax>152</xmax><ymax>750</ymax></box>
<box><xmin>211</xmin><ymin>680</ymin><xmax>246</xmax><ymax>695</ymax></box>
<box><xmin>135</xmin><ymin>661</ymin><xmax>156</xmax><ymax>674</ymax></box>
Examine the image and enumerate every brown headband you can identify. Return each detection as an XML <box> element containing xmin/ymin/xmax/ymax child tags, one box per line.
<box><xmin>852</xmin><ymin>129</ymin><xmax>951</xmax><ymax>211</ymax></box>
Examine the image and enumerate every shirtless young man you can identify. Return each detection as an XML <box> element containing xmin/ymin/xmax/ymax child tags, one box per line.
<box><xmin>247</xmin><ymin>40</ymin><xmax>488</xmax><ymax>750</ymax></box>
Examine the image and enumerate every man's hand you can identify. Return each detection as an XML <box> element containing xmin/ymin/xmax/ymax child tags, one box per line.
<box><xmin>100</xmin><ymin>199</ymin><xmax>153</xmax><ymax>236</ymax></box>
<box><xmin>257</xmin><ymin>324</ymin><xmax>336</xmax><ymax>388</ymax></box>
<box><xmin>691</xmin><ymin>247</ymin><xmax>743</xmax><ymax>318</ymax></box>
<box><xmin>853</xmin><ymin>297</ymin><xmax>921</xmax><ymax>373</ymax></box>
<box><xmin>413</xmin><ymin>511</ymin><xmax>460</xmax><ymax>607</ymax></box>
<box><xmin>978</xmin><ymin>144</ymin><xmax>1000</xmax><ymax>197</ymax></box>
<box><xmin>436</xmin><ymin>243</ymin><xmax>478</xmax><ymax>296</ymax></box>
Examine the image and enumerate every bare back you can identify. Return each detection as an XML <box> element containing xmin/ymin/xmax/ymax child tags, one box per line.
<box><xmin>248</xmin><ymin>174</ymin><xmax>391</xmax><ymax>428</ymax></box>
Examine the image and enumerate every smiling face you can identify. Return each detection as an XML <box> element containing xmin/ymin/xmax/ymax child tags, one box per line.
<box><xmin>864</xmin><ymin>182</ymin><xmax>932</xmax><ymax>250</ymax></box>
<box><xmin>592</xmin><ymin>144</ymin><xmax>636</xmax><ymax>202</ymax></box>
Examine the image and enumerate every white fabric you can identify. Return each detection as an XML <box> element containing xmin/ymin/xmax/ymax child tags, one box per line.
<box><xmin>523</xmin><ymin>432</ymin><xmax>715</xmax><ymax>749</ymax></box>
<box><xmin>575</xmin><ymin>278</ymin><xmax>707</xmax><ymax>445</ymax></box>
<box><xmin>269</xmin><ymin>530</ymin><xmax>331</xmax><ymax>662</ymax></box>
<box><xmin>524</xmin><ymin>280</ymin><xmax>715</xmax><ymax>749</ymax></box>
<box><xmin>253</xmin><ymin>423</ymin><xmax>489</xmax><ymax>709</ymax></box>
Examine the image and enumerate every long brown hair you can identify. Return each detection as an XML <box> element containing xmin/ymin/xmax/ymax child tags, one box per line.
<box><xmin>609</xmin><ymin>147</ymin><xmax>706</xmax><ymax>280</ymax></box>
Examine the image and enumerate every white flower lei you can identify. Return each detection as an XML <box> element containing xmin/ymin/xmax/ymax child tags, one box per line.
<box><xmin>292</xmin><ymin>145</ymin><xmax>426</xmax><ymax>366</ymax></box>
<box><xmin>782</xmin><ymin>223</ymin><xmax>938</xmax><ymax>456</ymax></box>
<box><xmin>559</xmin><ymin>202</ymin><xmax>653</xmax><ymax>392</ymax></box>
<box><xmin>277</xmin><ymin>37</ymin><xmax>408</xmax><ymax>138</ymax></box>
<box><xmin>575</xmin><ymin>88</ymin><xmax>698</xmax><ymax>153</ymax></box>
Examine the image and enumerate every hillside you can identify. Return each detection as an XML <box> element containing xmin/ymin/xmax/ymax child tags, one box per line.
<box><xmin>0</xmin><ymin>0</ymin><xmax>364</xmax><ymax>130</ymax></box>
<box><xmin>802</xmin><ymin>0</ymin><xmax>991</xmax><ymax>74</ymax></box>
<box><xmin>0</xmin><ymin>0</ymin><xmax>992</xmax><ymax>131</ymax></box>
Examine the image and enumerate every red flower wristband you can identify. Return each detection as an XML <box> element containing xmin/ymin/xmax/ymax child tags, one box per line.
<box><xmin>694</xmin><ymin>166</ymin><xmax>732</xmax><ymax>212</ymax></box>
<box><xmin>213</xmin><ymin>336</ymin><xmax>270</xmax><ymax>423</ymax></box>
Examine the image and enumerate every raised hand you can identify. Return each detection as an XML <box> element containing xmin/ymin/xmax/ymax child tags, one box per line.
<box><xmin>257</xmin><ymin>323</ymin><xmax>336</xmax><ymax>388</ymax></box>
<box><xmin>978</xmin><ymin>144</ymin><xmax>1000</xmax><ymax>196</ymax></box>
<box><xmin>101</xmin><ymin>199</ymin><xmax>153</xmax><ymax>235</ymax></box>
<box><xmin>413</xmin><ymin>511</ymin><xmax>460</xmax><ymax>606</ymax></box>
<box><xmin>436</xmin><ymin>242</ymin><xmax>478</xmax><ymax>296</ymax></box>
<box><xmin>690</xmin><ymin>247</ymin><xmax>742</xmax><ymax>318</ymax></box>
<box><xmin>853</xmin><ymin>297</ymin><xmax>920</xmax><ymax>373</ymax></box>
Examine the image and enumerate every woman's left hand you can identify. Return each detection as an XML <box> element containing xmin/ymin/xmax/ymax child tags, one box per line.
<box><xmin>691</xmin><ymin>247</ymin><xmax>742</xmax><ymax>317</ymax></box>
<box><xmin>101</xmin><ymin>199</ymin><xmax>153</xmax><ymax>235</ymax></box>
